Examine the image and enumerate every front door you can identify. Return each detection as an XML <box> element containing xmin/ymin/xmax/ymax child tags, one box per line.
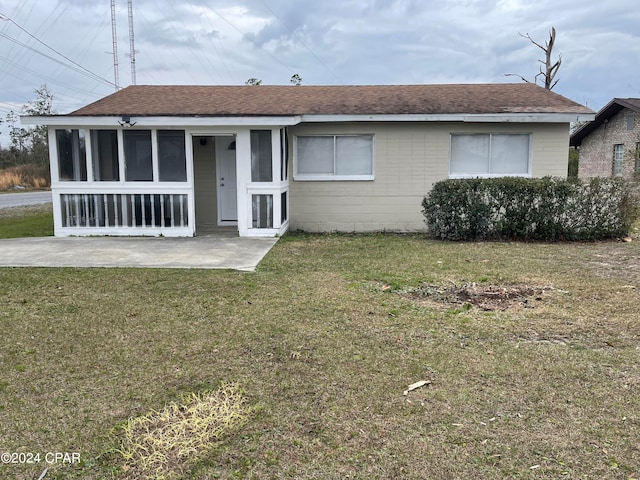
<box><xmin>216</xmin><ymin>137</ymin><xmax>237</xmax><ymax>223</ymax></box>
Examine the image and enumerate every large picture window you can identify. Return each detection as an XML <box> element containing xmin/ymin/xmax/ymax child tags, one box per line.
<box><xmin>450</xmin><ymin>134</ymin><xmax>531</xmax><ymax>177</ymax></box>
<box><xmin>295</xmin><ymin>135</ymin><xmax>373</xmax><ymax>180</ymax></box>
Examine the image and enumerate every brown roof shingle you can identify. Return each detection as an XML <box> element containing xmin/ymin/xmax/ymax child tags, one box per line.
<box><xmin>70</xmin><ymin>83</ymin><xmax>592</xmax><ymax>117</ymax></box>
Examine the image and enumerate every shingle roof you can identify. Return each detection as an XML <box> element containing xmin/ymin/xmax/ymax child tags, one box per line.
<box><xmin>570</xmin><ymin>98</ymin><xmax>640</xmax><ymax>146</ymax></box>
<box><xmin>70</xmin><ymin>83</ymin><xmax>592</xmax><ymax>117</ymax></box>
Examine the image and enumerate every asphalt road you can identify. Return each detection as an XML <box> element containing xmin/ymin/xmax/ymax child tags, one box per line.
<box><xmin>0</xmin><ymin>191</ymin><xmax>52</xmax><ymax>209</ymax></box>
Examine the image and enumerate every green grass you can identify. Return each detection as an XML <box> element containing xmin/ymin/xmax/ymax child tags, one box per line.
<box><xmin>0</xmin><ymin>204</ymin><xmax>53</xmax><ymax>238</ymax></box>
<box><xmin>0</xmin><ymin>221</ymin><xmax>639</xmax><ymax>478</ymax></box>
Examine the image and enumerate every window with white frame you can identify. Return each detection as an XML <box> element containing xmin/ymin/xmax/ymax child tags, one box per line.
<box><xmin>295</xmin><ymin>134</ymin><xmax>374</xmax><ymax>180</ymax></box>
<box><xmin>450</xmin><ymin>133</ymin><xmax>531</xmax><ymax>177</ymax></box>
<box><xmin>613</xmin><ymin>144</ymin><xmax>625</xmax><ymax>176</ymax></box>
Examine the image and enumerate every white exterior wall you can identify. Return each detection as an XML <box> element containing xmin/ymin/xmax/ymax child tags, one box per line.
<box><xmin>288</xmin><ymin>122</ymin><xmax>570</xmax><ymax>232</ymax></box>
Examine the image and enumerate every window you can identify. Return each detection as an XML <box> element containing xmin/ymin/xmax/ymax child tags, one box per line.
<box><xmin>613</xmin><ymin>144</ymin><xmax>624</xmax><ymax>176</ymax></box>
<box><xmin>124</xmin><ymin>130</ymin><xmax>153</xmax><ymax>181</ymax></box>
<box><xmin>158</xmin><ymin>130</ymin><xmax>187</xmax><ymax>181</ymax></box>
<box><xmin>636</xmin><ymin>142</ymin><xmax>640</xmax><ymax>174</ymax></box>
<box><xmin>450</xmin><ymin>134</ymin><xmax>530</xmax><ymax>177</ymax></box>
<box><xmin>91</xmin><ymin>130</ymin><xmax>119</xmax><ymax>181</ymax></box>
<box><xmin>251</xmin><ymin>130</ymin><xmax>272</xmax><ymax>182</ymax></box>
<box><xmin>56</xmin><ymin>129</ymin><xmax>87</xmax><ymax>181</ymax></box>
<box><xmin>295</xmin><ymin>135</ymin><xmax>374</xmax><ymax>180</ymax></box>
<box><xmin>627</xmin><ymin>112</ymin><xmax>635</xmax><ymax>131</ymax></box>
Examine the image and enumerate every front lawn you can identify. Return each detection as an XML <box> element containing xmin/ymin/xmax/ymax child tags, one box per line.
<box><xmin>0</xmin><ymin>204</ymin><xmax>53</xmax><ymax>238</ymax></box>
<box><xmin>0</xmin><ymin>231</ymin><xmax>639</xmax><ymax>479</ymax></box>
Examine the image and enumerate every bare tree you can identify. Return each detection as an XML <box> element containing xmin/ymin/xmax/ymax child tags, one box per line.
<box><xmin>245</xmin><ymin>78</ymin><xmax>262</xmax><ymax>86</ymax></box>
<box><xmin>290</xmin><ymin>73</ymin><xmax>302</xmax><ymax>86</ymax></box>
<box><xmin>506</xmin><ymin>27</ymin><xmax>562</xmax><ymax>90</ymax></box>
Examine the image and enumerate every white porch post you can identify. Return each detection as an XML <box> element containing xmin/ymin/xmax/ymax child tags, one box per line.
<box><xmin>48</xmin><ymin>127</ymin><xmax>63</xmax><ymax>235</ymax></box>
<box><xmin>235</xmin><ymin>128</ymin><xmax>251</xmax><ymax>236</ymax></box>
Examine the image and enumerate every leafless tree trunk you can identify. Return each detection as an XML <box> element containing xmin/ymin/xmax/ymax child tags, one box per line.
<box><xmin>506</xmin><ymin>27</ymin><xmax>562</xmax><ymax>90</ymax></box>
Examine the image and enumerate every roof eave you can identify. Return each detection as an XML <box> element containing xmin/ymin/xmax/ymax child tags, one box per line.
<box><xmin>22</xmin><ymin>112</ymin><xmax>593</xmax><ymax>127</ymax></box>
<box><xmin>20</xmin><ymin>115</ymin><xmax>304</xmax><ymax>127</ymax></box>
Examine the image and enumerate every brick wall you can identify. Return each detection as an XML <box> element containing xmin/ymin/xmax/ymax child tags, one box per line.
<box><xmin>578</xmin><ymin>107</ymin><xmax>640</xmax><ymax>179</ymax></box>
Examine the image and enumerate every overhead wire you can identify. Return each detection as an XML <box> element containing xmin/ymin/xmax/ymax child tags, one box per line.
<box><xmin>0</xmin><ymin>15</ymin><xmax>116</xmax><ymax>88</ymax></box>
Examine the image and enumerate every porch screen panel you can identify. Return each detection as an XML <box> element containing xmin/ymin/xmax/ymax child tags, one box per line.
<box><xmin>336</xmin><ymin>135</ymin><xmax>373</xmax><ymax>175</ymax></box>
<box><xmin>252</xmin><ymin>194</ymin><xmax>273</xmax><ymax>228</ymax></box>
<box><xmin>490</xmin><ymin>134</ymin><xmax>530</xmax><ymax>174</ymax></box>
<box><xmin>297</xmin><ymin>136</ymin><xmax>334</xmax><ymax>174</ymax></box>
<box><xmin>450</xmin><ymin>135</ymin><xmax>490</xmax><ymax>174</ymax></box>
<box><xmin>56</xmin><ymin>129</ymin><xmax>87</xmax><ymax>181</ymax></box>
<box><xmin>158</xmin><ymin>130</ymin><xmax>187</xmax><ymax>181</ymax></box>
<box><xmin>250</xmin><ymin>130</ymin><xmax>272</xmax><ymax>182</ymax></box>
<box><xmin>124</xmin><ymin>130</ymin><xmax>153</xmax><ymax>181</ymax></box>
<box><xmin>91</xmin><ymin>130</ymin><xmax>119</xmax><ymax>181</ymax></box>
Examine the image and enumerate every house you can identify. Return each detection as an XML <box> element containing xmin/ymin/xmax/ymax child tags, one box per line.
<box><xmin>22</xmin><ymin>83</ymin><xmax>593</xmax><ymax>238</ymax></box>
<box><xmin>570</xmin><ymin>98</ymin><xmax>640</xmax><ymax>179</ymax></box>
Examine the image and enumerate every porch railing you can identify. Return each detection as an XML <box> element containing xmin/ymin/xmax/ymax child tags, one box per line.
<box><xmin>60</xmin><ymin>193</ymin><xmax>189</xmax><ymax>229</ymax></box>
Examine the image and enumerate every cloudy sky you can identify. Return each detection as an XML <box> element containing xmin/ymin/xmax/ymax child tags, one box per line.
<box><xmin>1</xmin><ymin>0</ymin><xmax>639</xmax><ymax>142</ymax></box>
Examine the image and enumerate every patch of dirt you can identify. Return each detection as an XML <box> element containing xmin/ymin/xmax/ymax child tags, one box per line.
<box><xmin>403</xmin><ymin>282</ymin><xmax>550</xmax><ymax>311</ymax></box>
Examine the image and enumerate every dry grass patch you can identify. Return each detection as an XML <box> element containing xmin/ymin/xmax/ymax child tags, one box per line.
<box><xmin>114</xmin><ymin>383</ymin><xmax>250</xmax><ymax>479</ymax></box>
<box><xmin>0</xmin><ymin>164</ymin><xmax>50</xmax><ymax>190</ymax></box>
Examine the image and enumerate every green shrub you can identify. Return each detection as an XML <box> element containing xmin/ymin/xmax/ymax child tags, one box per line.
<box><xmin>422</xmin><ymin>177</ymin><xmax>640</xmax><ymax>241</ymax></box>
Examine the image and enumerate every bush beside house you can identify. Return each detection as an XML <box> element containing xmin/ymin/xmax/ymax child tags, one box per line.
<box><xmin>422</xmin><ymin>177</ymin><xmax>639</xmax><ymax>241</ymax></box>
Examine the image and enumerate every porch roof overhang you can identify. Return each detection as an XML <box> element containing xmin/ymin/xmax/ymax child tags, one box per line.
<box><xmin>22</xmin><ymin>111</ymin><xmax>594</xmax><ymax>127</ymax></box>
<box><xmin>20</xmin><ymin>115</ymin><xmax>304</xmax><ymax>127</ymax></box>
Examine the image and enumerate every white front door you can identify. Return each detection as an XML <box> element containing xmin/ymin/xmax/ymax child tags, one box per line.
<box><xmin>216</xmin><ymin>137</ymin><xmax>237</xmax><ymax>223</ymax></box>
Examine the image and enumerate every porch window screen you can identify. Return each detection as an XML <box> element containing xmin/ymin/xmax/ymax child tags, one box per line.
<box><xmin>91</xmin><ymin>130</ymin><xmax>119</xmax><ymax>181</ymax></box>
<box><xmin>296</xmin><ymin>135</ymin><xmax>374</xmax><ymax>179</ymax></box>
<box><xmin>450</xmin><ymin>134</ymin><xmax>530</xmax><ymax>176</ymax></box>
<box><xmin>251</xmin><ymin>130</ymin><xmax>272</xmax><ymax>182</ymax></box>
<box><xmin>158</xmin><ymin>130</ymin><xmax>187</xmax><ymax>182</ymax></box>
<box><xmin>56</xmin><ymin>129</ymin><xmax>87</xmax><ymax>181</ymax></box>
<box><xmin>124</xmin><ymin>130</ymin><xmax>153</xmax><ymax>181</ymax></box>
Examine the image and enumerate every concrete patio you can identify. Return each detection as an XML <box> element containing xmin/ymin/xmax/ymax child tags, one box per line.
<box><xmin>0</xmin><ymin>233</ymin><xmax>278</xmax><ymax>271</ymax></box>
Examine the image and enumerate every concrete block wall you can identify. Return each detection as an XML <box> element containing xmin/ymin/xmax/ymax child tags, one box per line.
<box><xmin>288</xmin><ymin>121</ymin><xmax>570</xmax><ymax>232</ymax></box>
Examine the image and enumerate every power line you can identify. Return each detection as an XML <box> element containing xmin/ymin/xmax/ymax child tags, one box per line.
<box><xmin>0</xmin><ymin>13</ymin><xmax>116</xmax><ymax>88</ymax></box>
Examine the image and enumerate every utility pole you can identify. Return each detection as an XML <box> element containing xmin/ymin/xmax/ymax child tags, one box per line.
<box><xmin>110</xmin><ymin>0</ymin><xmax>120</xmax><ymax>90</ymax></box>
<box><xmin>128</xmin><ymin>0</ymin><xmax>136</xmax><ymax>85</ymax></box>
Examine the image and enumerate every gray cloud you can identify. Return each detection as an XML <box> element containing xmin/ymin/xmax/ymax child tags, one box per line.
<box><xmin>0</xmin><ymin>0</ymin><xmax>638</xmax><ymax>131</ymax></box>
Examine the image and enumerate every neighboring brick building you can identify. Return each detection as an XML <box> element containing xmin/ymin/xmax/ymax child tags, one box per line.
<box><xmin>571</xmin><ymin>98</ymin><xmax>640</xmax><ymax>179</ymax></box>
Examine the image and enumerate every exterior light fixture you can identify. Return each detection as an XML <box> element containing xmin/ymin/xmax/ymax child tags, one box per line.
<box><xmin>119</xmin><ymin>116</ymin><xmax>137</xmax><ymax>127</ymax></box>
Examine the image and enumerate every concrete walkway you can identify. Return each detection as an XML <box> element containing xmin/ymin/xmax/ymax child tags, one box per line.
<box><xmin>0</xmin><ymin>234</ymin><xmax>278</xmax><ymax>271</ymax></box>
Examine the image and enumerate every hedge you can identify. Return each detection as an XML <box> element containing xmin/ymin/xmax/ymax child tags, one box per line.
<box><xmin>422</xmin><ymin>177</ymin><xmax>639</xmax><ymax>241</ymax></box>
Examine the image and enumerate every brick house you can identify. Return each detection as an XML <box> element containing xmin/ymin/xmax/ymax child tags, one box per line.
<box><xmin>571</xmin><ymin>98</ymin><xmax>640</xmax><ymax>179</ymax></box>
